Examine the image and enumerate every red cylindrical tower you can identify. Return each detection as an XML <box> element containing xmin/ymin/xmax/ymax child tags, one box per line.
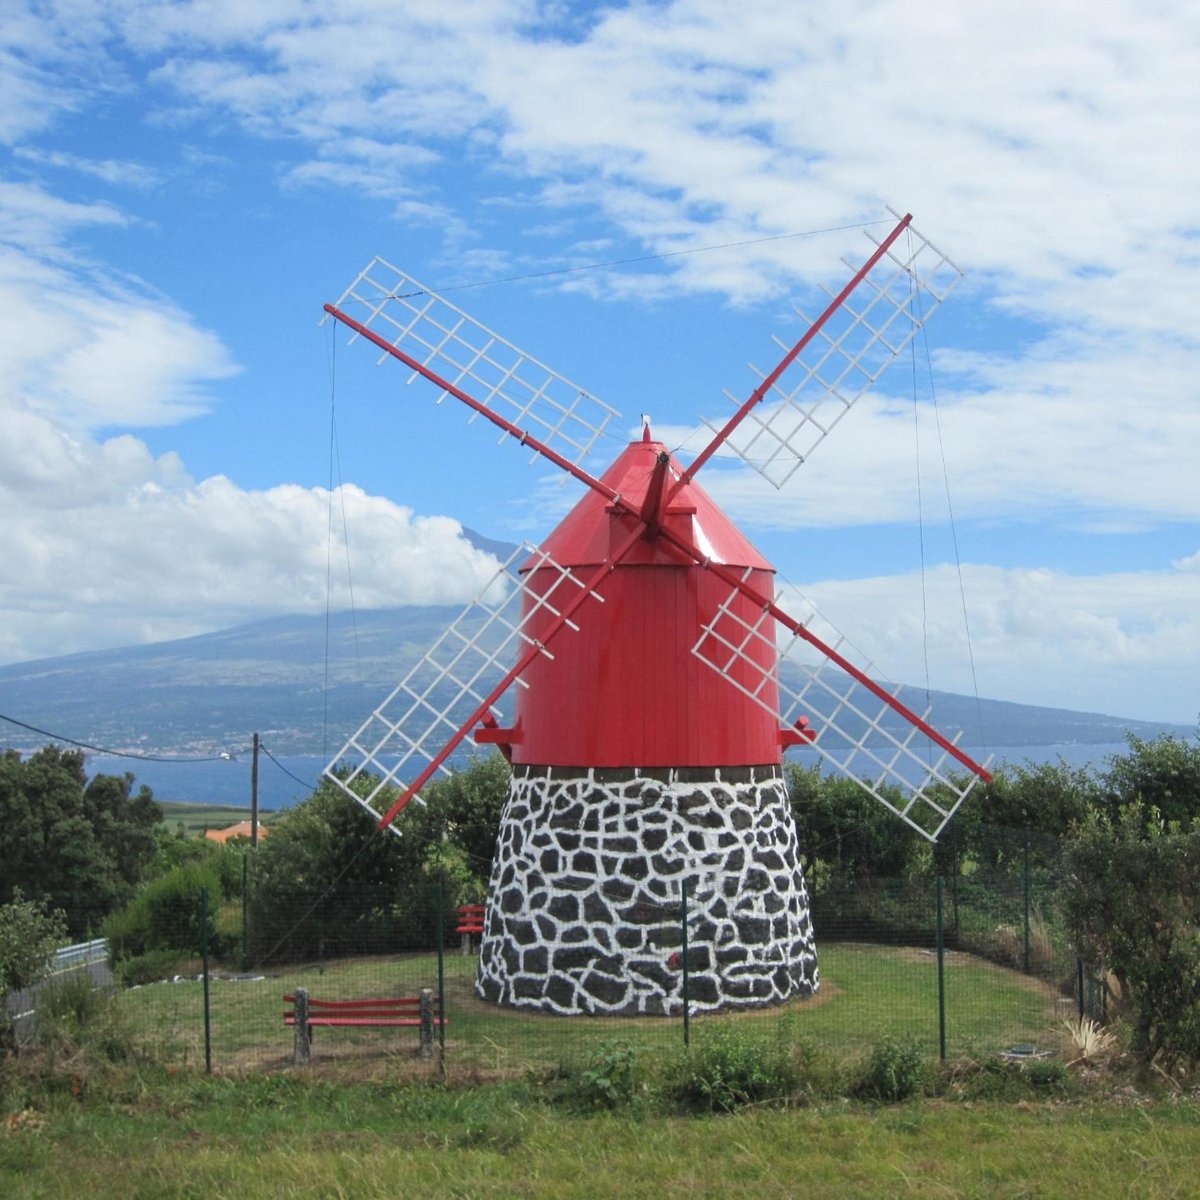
<box><xmin>512</xmin><ymin>431</ymin><xmax>781</xmax><ymax>767</ymax></box>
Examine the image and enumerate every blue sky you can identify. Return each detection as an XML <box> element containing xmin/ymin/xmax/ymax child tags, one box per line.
<box><xmin>2</xmin><ymin>0</ymin><xmax>1198</xmax><ymax>725</ymax></box>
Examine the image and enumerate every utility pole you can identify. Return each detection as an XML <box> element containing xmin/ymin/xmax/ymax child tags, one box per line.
<box><xmin>251</xmin><ymin>732</ymin><xmax>260</xmax><ymax>849</ymax></box>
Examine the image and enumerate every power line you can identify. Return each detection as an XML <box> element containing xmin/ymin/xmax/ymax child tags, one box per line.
<box><xmin>0</xmin><ymin>711</ymin><xmax>234</xmax><ymax>763</ymax></box>
<box><xmin>259</xmin><ymin>743</ymin><xmax>318</xmax><ymax>792</ymax></box>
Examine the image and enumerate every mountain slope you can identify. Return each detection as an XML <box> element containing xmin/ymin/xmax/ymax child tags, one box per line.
<box><xmin>0</xmin><ymin>604</ymin><xmax>1190</xmax><ymax>759</ymax></box>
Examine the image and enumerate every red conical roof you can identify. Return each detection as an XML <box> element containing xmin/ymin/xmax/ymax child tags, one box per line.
<box><xmin>532</xmin><ymin>434</ymin><xmax>773</xmax><ymax>572</ymax></box>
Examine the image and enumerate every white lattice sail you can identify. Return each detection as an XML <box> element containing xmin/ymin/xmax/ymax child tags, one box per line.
<box><xmin>702</xmin><ymin>209</ymin><xmax>964</xmax><ymax>488</ymax></box>
<box><xmin>692</xmin><ymin>576</ymin><xmax>989</xmax><ymax>841</ymax></box>
<box><xmin>326</xmin><ymin>259</ymin><xmax>621</xmax><ymax>471</ymax></box>
<box><xmin>323</xmin><ymin>544</ymin><xmax>602</xmax><ymax>824</ymax></box>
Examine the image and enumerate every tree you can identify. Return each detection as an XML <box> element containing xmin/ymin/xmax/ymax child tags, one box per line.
<box><xmin>1101</xmin><ymin>732</ymin><xmax>1200</xmax><ymax>825</ymax></box>
<box><xmin>0</xmin><ymin>746</ymin><xmax>162</xmax><ymax>935</ymax></box>
<box><xmin>0</xmin><ymin>889</ymin><xmax>67</xmax><ymax>995</ymax></box>
<box><xmin>786</xmin><ymin>762</ymin><xmax>917</xmax><ymax>883</ymax></box>
<box><xmin>1063</xmin><ymin>802</ymin><xmax>1200</xmax><ymax>1069</ymax></box>
<box><xmin>246</xmin><ymin>753</ymin><xmax>510</xmax><ymax>964</ymax></box>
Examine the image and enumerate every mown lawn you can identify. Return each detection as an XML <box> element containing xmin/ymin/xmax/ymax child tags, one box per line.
<box><xmin>118</xmin><ymin>941</ymin><xmax>1066</xmax><ymax>1072</ymax></box>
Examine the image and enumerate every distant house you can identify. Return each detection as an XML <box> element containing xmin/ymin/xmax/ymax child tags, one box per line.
<box><xmin>204</xmin><ymin>820</ymin><xmax>269</xmax><ymax>845</ymax></box>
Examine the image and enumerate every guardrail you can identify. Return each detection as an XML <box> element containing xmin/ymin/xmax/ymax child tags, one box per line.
<box><xmin>52</xmin><ymin>938</ymin><xmax>108</xmax><ymax>972</ymax></box>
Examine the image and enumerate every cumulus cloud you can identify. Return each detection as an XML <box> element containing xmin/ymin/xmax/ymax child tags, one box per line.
<box><xmin>780</xmin><ymin>560</ymin><xmax>1200</xmax><ymax>725</ymax></box>
<box><xmin>0</xmin><ymin>406</ymin><xmax>502</xmax><ymax>663</ymax></box>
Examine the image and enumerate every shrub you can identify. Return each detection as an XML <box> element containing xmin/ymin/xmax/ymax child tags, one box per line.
<box><xmin>576</xmin><ymin>1040</ymin><xmax>640</xmax><ymax>1110</ymax></box>
<box><xmin>103</xmin><ymin>863</ymin><xmax>226</xmax><ymax>973</ymax></box>
<box><xmin>857</xmin><ymin>1036</ymin><xmax>928</xmax><ymax>1102</ymax></box>
<box><xmin>942</xmin><ymin>1053</ymin><xmax>1069</xmax><ymax>1100</ymax></box>
<box><xmin>114</xmin><ymin>950</ymin><xmax>198</xmax><ymax>988</ymax></box>
<box><xmin>665</xmin><ymin>1023</ymin><xmax>801</xmax><ymax>1112</ymax></box>
<box><xmin>34</xmin><ymin>975</ymin><xmax>137</xmax><ymax>1067</ymax></box>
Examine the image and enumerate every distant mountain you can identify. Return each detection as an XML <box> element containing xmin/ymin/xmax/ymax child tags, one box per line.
<box><xmin>0</xmin><ymin>601</ymin><xmax>1190</xmax><ymax>760</ymax></box>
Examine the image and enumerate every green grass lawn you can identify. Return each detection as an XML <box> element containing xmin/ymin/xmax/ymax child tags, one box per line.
<box><xmin>118</xmin><ymin>942</ymin><xmax>1067</xmax><ymax>1073</ymax></box>
<box><xmin>4</xmin><ymin>1075</ymin><xmax>1200</xmax><ymax>1199</ymax></box>
<box><xmin>4</xmin><ymin>946</ymin><xmax>1189</xmax><ymax>1199</ymax></box>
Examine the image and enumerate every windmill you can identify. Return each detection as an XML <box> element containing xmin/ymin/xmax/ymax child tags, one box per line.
<box><xmin>322</xmin><ymin>209</ymin><xmax>993</xmax><ymax>1016</ymax></box>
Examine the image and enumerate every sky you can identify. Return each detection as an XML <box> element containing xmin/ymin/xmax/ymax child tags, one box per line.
<box><xmin>1</xmin><ymin>0</ymin><xmax>1198</xmax><ymax>728</ymax></box>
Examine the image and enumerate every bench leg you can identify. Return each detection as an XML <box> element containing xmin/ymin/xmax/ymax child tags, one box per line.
<box><xmin>293</xmin><ymin>987</ymin><xmax>311</xmax><ymax>1065</ymax></box>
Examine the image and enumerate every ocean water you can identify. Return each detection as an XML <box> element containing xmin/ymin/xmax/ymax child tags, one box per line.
<box><xmin>87</xmin><ymin>741</ymin><xmax>1135</xmax><ymax>812</ymax></box>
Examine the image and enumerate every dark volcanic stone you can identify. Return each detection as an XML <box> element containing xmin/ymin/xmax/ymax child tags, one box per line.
<box><xmin>735</xmin><ymin>916</ymin><xmax>771</xmax><ymax>944</ymax></box>
<box><xmin>623</xmin><ymin>855</ymin><xmax>649</xmax><ymax>881</ymax></box>
<box><xmin>583</xmin><ymin>892</ymin><xmax>612</xmax><ymax>924</ymax></box>
<box><xmin>581</xmin><ymin>971</ymin><xmax>627</xmax><ymax>1007</ymax></box>
<box><xmin>510</xmin><ymin>919</ymin><xmax>537</xmax><ymax>946</ymax></box>
<box><xmin>514</xmin><ymin>976</ymin><xmax>544</xmax><ymax>1000</ymax></box>
<box><xmin>546</xmin><ymin>975</ymin><xmax>576</xmax><ymax>1010</ymax></box>
<box><xmin>629</xmin><ymin>960</ymin><xmax>677</xmax><ymax>990</ymax></box>
<box><xmin>642</xmin><ymin>828</ymin><xmax>668</xmax><ymax>852</ymax></box>
<box><xmin>552</xmin><ymin>946</ymin><xmax>595</xmax><ymax>971</ymax></box>
<box><xmin>522</xmin><ymin>946</ymin><xmax>548</xmax><ymax>974</ymax></box>
<box><xmin>548</xmin><ymin>894</ymin><xmax>579</xmax><ymax>923</ymax></box>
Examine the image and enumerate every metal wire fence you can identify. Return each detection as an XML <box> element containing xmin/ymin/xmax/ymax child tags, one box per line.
<box><xmin>89</xmin><ymin>835</ymin><xmax>1098</xmax><ymax>1075</ymax></box>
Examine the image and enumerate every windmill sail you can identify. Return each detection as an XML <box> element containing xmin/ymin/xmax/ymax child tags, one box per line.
<box><xmin>701</xmin><ymin>209</ymin><xmax>963</xmax><ymax>487</ymax></box>
<box><xmin>323</xmin><ymin>543</ymin><xmax>603</xmax><ymax>826</ymax></box>
<box><xmin>322</xmin><ymin>209</ymin><xmax>992</xmax><ymax>843</ymax></box>
<box><xmin>325</xmin><ymin>258</ymin><xmax>620</xmax><ymax>471</ymax></box>
<box><xmin>692</xmin><ymin>575</ymin><xmax>990</xmax><ymax>840</ymax></box>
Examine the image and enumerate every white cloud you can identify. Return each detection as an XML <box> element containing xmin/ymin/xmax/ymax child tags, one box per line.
<box><xmin>12</xmin><ymin>147</ymin><xmax>164</xmax><ymax>189</ymax></box>
<box><xmin>0</xmin><ymin>242</ymin><xmax>238</xmax><ymax>429</ymax></box>
<box><xmin>780</xmin><ymin>560</ymin><xmax>1200</xmax><ymax>726</ymax></box>
<box><xmin>0</xmin><ymin>410</ymin><xmax>503</xmax><ymax>663</ymax></box>
<box><xmin>3</xmin><ymin>0</ymin><xmax>1199</xmax><ymax>731</ymax></box>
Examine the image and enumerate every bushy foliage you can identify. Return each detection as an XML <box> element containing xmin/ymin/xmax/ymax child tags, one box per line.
<box><xmin>562</xmin><ymin>1039</ymin><xmax>642</xmax><ymax>1110</ymax></box>
<box><xmin>856</xmin><ymin>1035</ymin><xmax>927</xmax><ymax>1102</ymax></box>
<box><xmin>0</xmin><ymin>890</ymin><xmax>67</xmax><ymax>995</ymax></box>
<box><xmin>664</xmin><ymin>1023</ymin><xmax>809</xmax><ymax>1112</ymax></box>
<box><xmin>246</xmin><ymin>754</ymin><xmax>509</xmax><ymax>964</ymax></box>
<box><xmin>1101</xmin><ymin>733</ymin><xmax>1200</xmax><ymax>825</ymax></box>
<box><xmin>0</xmin><ymin>746</ymin><xmax>161</xmax><ymax>935</ymax></box>
<box><xmin>1063</xmin><ymin>801</ymin><xmax>1200</xmax><ymax>1070</ymax></box>
<box><xmin>102</xmin><ymin>862</ymin><xmax>225</xmax><ymax>980</ymax></box>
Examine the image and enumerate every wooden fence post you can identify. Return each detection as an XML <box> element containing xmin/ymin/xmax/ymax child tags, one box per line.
<box><xmin>293</xmin><ymin>988</ymin><xmax>310</xmax><ymax>1065</ymax></box>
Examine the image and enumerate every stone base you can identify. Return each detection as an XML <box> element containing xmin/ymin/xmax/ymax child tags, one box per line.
<box><xmin>476</xmin><ymin>765</ymin><xmax>819</xmax><ymax>1015</ymax></box>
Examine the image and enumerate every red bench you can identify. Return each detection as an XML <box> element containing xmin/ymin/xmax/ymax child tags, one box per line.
<box><xmin>456</xmin><ymin>904</ymin><xmax>486</xmax><ymax>954</ymax></box>
<box><xmin>284</xmin><ymin>990</ymin><xmax>444</xmax><ymax>1063</ymax></box>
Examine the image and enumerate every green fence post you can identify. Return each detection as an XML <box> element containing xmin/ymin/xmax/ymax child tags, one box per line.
<box><xmin>1077</xmin><ymin>958</ymin><xmax>1085</xmax><ymax>1021</ymax></box>
<box><xmin>201</xmin><ymin>886</ymin><xmax>212</xmax><ymax>1074</ymax></box>
<box><xmin>936</xmin><ymin>876</ymin><xmax>947</xmax><ymax>1062</ymax></box>
<box><xmin>241</xmin><ymin>852</ymin><xmax>249</xmax><ymax>968</ymax></box>
<box><xmin>681</xmin><ymin>877</ymin><xmax>690</xmax><ymax>1048</ymax></box>
<box><xmin>1022</xmin><ymin>834</ymin><xmax>1032</xmax><ymax>974</ymax></box>
<box><xmin>436</xmin><ymin>881</ymin><xmax>447</xmax><ymax>1072</ymax></box>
